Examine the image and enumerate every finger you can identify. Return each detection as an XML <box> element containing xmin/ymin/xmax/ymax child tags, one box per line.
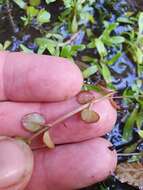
<box><xmin>0</xmin><ymin>92</ymin><xmax>117</xmax><ymax>144</ymax></box>
<box><xmin>0</xmin><ymin>51</ymin><xmax>83</xmax><ymax>102</ymax></box>
<box><xmin>0</xmin><ymin>137</ymin><xmax>33</xmax><ymax>190</ymax></box>
<box><xmin>27</xmin><ymin>138</ymin><xmax>117</xmax><ymax>190</ymax></box>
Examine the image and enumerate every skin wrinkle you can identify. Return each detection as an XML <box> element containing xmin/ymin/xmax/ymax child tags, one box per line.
<box><xmin>23</xmin><ymin>64</ymin><xmax>34</xmax><ymax>101</ymax></box>
<box><xmin>17</xmin><ymin>59</ymin><xmax>36</xmax><ymax>101</ymax></box>
<box><xmin>63</xmin><ymin>122</ymin><xmax>68</xmax><ymax>128</ymax></box>
<box><xmin>43</xmin><ymin>151</ymin><xmax>53</xmax><ymax>190</ymax></box>
<box><xmin>2</xmin><ymin>51</ymin><xmax>10</xmax><ymax>100</ymax></box>
<box><xmin>38</xmin><ymin>102</ymin><xmax>48</xmax><ymax>122</ymax></box>
<box><xmin>3</xmin><ymin>52</ymin><xmax>16</xmax><ymax>101</ymax></box>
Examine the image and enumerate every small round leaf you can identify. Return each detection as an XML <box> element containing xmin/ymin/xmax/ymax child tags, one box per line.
<box><xmin>81</xmin><ymin>108</ymin><xmax>100</xmax><ymax>123</ymax></box>
<box><xmin>22</xmin><ymin>112</ymin><xmax>46</xmax><ymax>132</ymax></box>
<box><xmin>77</xmin><ymin>91</ymin><xmax>94</xmax><ymax>104</ymax></box>
<box><xmin>43</xmin><ymin>131</ymin><xmax>55</xmax><ymax>149</ymax></box>
<box><xmin>37</xmin><ymin>10</ymin><xmax>51</xmax><ymax>24</ymax></box>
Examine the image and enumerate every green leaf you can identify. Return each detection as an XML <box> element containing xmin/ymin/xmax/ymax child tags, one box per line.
<box><xmin>26</xmin><ymin>6</ymin><xmax>39</xmax><ymax>18</ymax></box>
<box><xmin>3</xmin><ymin>41</ymin><xmax>11</xmax><ymax>50</ymax></box>
<box><xmin>117</xmin><ymin>16</ymin><xmax>134</xmax><ymax>24</ymax></box>
<box><xmin>0</xmin><ymin>0</ymin><xmax>4</xmax><ymax>4</ymax></box>
<box><xmin>29</xmin><ymin>0</ymin><xmax>41</xmax><ymax>6</ymax></box>
<box><xmin>71</xmin><ymin>15</ymin><xmax>78</xmax><ymax>33</ymax></box>
<box><xmin>83</xmin><ymin>84</ymin><xmax>107</xmax><ymax>94</ymax></box>
<box><xmin>138</xmin><ymin>12</ymin><xmax>143</xmax><ymax>36</ymax></box>
<box><xmin>37</xmin><ymin>10</ymin><xmax>51</xmax><ymax>24</ymax></box>
<box><xmin>123</xmin><ymin>142</ymin><xmax>138</xmax><ymax>153</ymax></box>
<box><xmin>136</xmin><ymin>47</ymin><xmax>143</xmax><ymax>65</ymax></box>
<box><xmin>35</xmin><ymin>38</ymin><xmax>58</xmax><ymax>55</ymax></box>
<box><xmin>45</xmin><ymin>0</ymin><xmax>56</xmax><ymax>4</ymax></box>
<box><xmin>95</xmin><ymin>38</ymin><xmax>107</xmax><ymax>57</ymax></box>
<box><xmin>20</xmin><ymin>44</ymin><xmax>33</xmax><ymax>53</ymax></box>
<box><xmin>102</xmin><ymin>23</ymin><xmax>118</xmax><ymax>40</ymax></box>
<box><xmin>80</xmin><ymin>11</ymin><xmax>94</xmax><ymax>23</ymax></box>
<box><xmin>101</xmin><ymin>23</ymin><xmax>125</xmax><ymax>46</ymax></box>
<box><xmin>138</xmin><ymin>130</ymin><xmax>143</xmax><ymax>138</ymax></box>
<box><xmin>108</xmin><ymin>52</ymin><xmax>122</xmax><ymax>65</ymax></box>
<box><xmin>0</xmin><ymin>43</ymin><xmax>3</xmax><ymax>50</ymax></box>
<box><xmin>12</xmin><ymin>0</ymin><xmax>26</xmax><ymax>9</ymax></box>
<box><xmin>70</xmin><ymin>44</ymin><xmax>85</xmax><ymax>54</ymax></box>
<box><xmin>101</xmin><ymin>64</ymin><xmax>112</xmax><ymax>83</ymax></box>
<box><xmin>111</xmin><ymin>36</ymin><xmax>125</xmax><ymax>44</ymax></box>
<box><xmin>136</xmin><ymin>112</ymin><xmax>143</xmax><ymax>129</ymax></box>
<box><xmin>123</xmin><ymin>105</ymin><xmax>139</xmax><ymax>142</ymax></box>
<box><xmin>83</xmin><ymin>65</ymin><xmax>98</xmax><ymax>78</ymax></box>
<box><xmin>60</xmin><ymin>46</ymin><xmax>71</xmax><ymax>58</ymax></box>
<box><xmin>99</xmin><ymin>184</ymin><xmax>108</xmax><ymax>190</ymax></box>
<box><xmin>63</xmin><ymin>0</ymin><xmax>74</xmax><ymax>8</ymax></box>
<box><xmin>37</xmin><ymin>46</ymin><xmax>47</xmax><ymax>54</ymax></box>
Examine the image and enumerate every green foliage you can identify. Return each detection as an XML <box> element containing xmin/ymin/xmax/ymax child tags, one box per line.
<box><xmin>0</xmin><ymin>0</ymin><xmax>5</xmax><ymax>4</ymax></box>
<box><xmin>12</xmin><ymin>0</ymin><xmax>51</xmax><ymax>26</ymax></box>
<box><xmin>37</xmin><ymin>10</ymin><xmax>51</xmax><ymax>24</ymax></box>
<box><xmin>59</xmin><ymin>0</ymin><xmax>94</xmax><ymax>33</ymax></box>
<box><xmin>35</xmin><ymin>37</ymin><xmax>59</xmax><ymax>55</ymax></box>
<box><xmin>35</xmin><ymin>36</ymin><xmax>85</xmax><ymax>57</ymax></box>
<box><xmin>20</xmin><ymin>44</ymin><xmax>33</xmax><ymax>53</ymax></box>
<box><xmin>101</xmin><ymin>64</ymin><xmax>112</xmax><ymax>84</ymax></box>
<box><xmin>122</xmin><ymin>13</ymin><xmax>143</xmax><ymax>77</ymax></box>
<box><xmin>45</xmin><ymin>0</ymin><xmax>56</xmax><ymax>4</ymax></box>
<box><xmin>0</xmin><ymin>41</ymin><xmax>11</xmax><ymax>51</ymax></box>
<box><xmin>83</xmin><ymin>65</ymin><xmax>98</xmax><ymax>78</ymax></box>
<box><xmin>101</xmin><ymin>22</ymin><xmax>125</xmax><ymax>46</ymax></box>
<box><xmin>123</xmin><ymin>105</ymin><xmax>139</xmax><ymax>142</ymax></box>
<box><xmin>94</xmin><ymin>38</ymin><xmax>107</xmax><ymax>58</ymax></box>
<box><xmin>29</xmin><ymin>0</ymin><xmax>41</xmax><ymax>6</ymax></box>
<box><xmin>12</xmin><ymin>0</ymin><xmax>26</xmax><ymax>9</ymax></box>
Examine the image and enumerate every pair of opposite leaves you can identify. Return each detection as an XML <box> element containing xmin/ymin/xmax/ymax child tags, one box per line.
<box><xmin>22</xmin><ymin>91</ymin><xmax>101</xmax><ymax>148</ymax></box>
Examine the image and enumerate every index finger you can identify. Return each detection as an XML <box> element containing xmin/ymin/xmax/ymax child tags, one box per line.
<box><xmin>0</xmin><ymin>52</ymin><xmax>83</xmax><ymax>102</ymax></box>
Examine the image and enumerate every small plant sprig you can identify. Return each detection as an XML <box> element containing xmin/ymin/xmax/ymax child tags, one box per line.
<box><xmin>20</xmin><ymin>90</ymin><xmax>143</xmax><ymax>150</ymax></box>
<box><xmin>21</xmin><ymin>91</ymin><xmax>115</xmax><ymax>149</ymax></box>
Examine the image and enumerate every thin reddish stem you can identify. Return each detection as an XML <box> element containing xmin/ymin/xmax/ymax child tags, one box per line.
<box><xmin>28</xmin><ymin>92</ymin><xmax>114</xmax><ymax>143</ymax></box>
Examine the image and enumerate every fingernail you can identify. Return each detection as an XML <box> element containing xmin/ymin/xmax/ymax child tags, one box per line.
<box><xmin>0</xmin><ymin>137</ymin><xmax>33</xmax><ymax>189</ymax></box>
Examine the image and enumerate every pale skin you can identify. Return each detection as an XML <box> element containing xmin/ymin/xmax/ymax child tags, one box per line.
<box><xmin>0</xmin><ymin>52</ymin><xmax>117</xmax><ymax>190</ymax></box>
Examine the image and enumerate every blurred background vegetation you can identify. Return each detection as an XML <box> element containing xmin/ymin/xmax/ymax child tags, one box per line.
<box><xmin>0</xmin><ymin>0</ymin><xmax>143</xmax><ymax>189</ymax></box>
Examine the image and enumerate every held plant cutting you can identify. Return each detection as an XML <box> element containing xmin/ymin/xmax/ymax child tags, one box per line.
<box><xmin>0</xmin><ymin>0</ymin><xmax>143</xmax><ymax>189</ymax></box>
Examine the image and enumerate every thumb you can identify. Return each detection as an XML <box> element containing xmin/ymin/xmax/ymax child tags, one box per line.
<box><xmin>0</xmin><ymin>137</ymin><xmax>33</xmax><ymax>190</ymax></box>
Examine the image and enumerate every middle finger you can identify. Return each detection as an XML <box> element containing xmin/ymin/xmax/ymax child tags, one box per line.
<box><xmin>0</xmin><ymin>93</ymin><xmax>117</xmax><ymax>144</ymax></box>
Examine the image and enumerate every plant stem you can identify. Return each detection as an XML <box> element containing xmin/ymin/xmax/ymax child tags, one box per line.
<box><xmin>28</xmin><ymin>92</ymin><xmax>114</xmax><ymax>143</ymax></box>
<box><xmin>113</xmin><ymin>95</ymin><xmax>143</xmax><ymax>99</ymax></box>
<box><xmin>117</xmin><ymin>152</ymin><xmax>143</xmax><ymax>157</ymax></box>
<box><xmin>64</xmin><ymin>31</ymin><xmax>80</xmax><ymax>45</ymax></box>
<box><xmin>6</xmin><ymin>0</ymin><xmax>18</xmax><ymax>33</ymax></box>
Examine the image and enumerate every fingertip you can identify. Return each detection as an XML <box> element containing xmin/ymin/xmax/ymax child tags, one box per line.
<box><xmin>27</xmin><ymin>138</ymin><xmax>117</xmax><ymax>190</ymax></box>
<box><xmin>0</xmin><ymin>137</ymin><xmax>33</xmax><ymax>190</ymax></box>
<box><xmin>3</xmin><ymin>52</ymin><xmax>83</xmax><ymax>102</ymax></box>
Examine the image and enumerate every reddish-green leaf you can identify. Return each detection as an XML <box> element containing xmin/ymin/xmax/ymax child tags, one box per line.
<box><xmin>43</xmin><ymin>131</ymin><xmax>55</xmax><ymax>149</ymax></box>
<box><xmin>22</xmin><ymin>112</ymin><xmax>46</xmax><ymax>132</ymax></box>
<box><xmin>81</xmin><ymin>108</ymin><xmax>100</xmax><ymax>123</ymax></box>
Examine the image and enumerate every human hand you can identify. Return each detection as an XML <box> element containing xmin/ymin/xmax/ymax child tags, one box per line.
<box><xmin>0</xmin><ymin>52</ymin><xmax>117</xmax><ymax>190</ymax></box>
